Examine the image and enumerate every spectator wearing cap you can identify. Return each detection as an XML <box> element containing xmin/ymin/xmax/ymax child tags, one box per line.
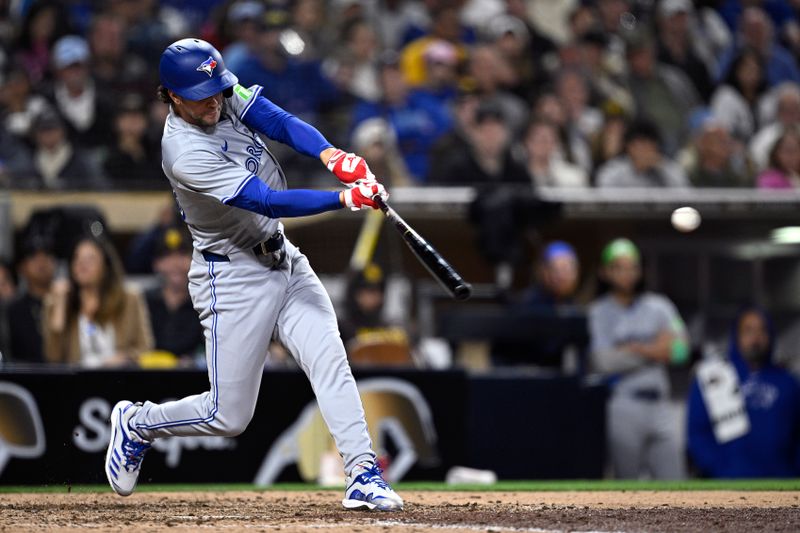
<box><xmin>338</xmin><ymin>263</ymin><xmax>410</xmax><ymax>359</ymax></box>
<box><xmin>1</xmin><ymin>239</ymin><xmax>56</xmax><ymax>363</ymax></box>
<box><xmin>710</xmin><ymin>47</ymin><xmax>769</xmax><ymax>143</ymax></box>
<box><xmin>145</xmin><ymin>226</ymin><xmax>203</xmax><ymax>363</ymax></box>
<box><xmin>416</xmin><ymin>39</ymin><xmax>459</xmax><ymax>107</ymax></box>
<box><xmin>624</xmin><ymin>33</ymin><xmax>701</xmax><ymax>156</ymax></box>
<box><xmin>429</xmin><ymin>101</ymin><xmax>528</xmax><ymax>187</ymax></box>
<box><xmin>595</xmin><ymin>120</ymin><xmax>689</xmax><ymax>188</ymax></box>
<box><xmin>30</xmin><ymin>111</ymin><xmax>101</xmax><ymax>190</ymax></box>
<box><xmin>589</xmin><ymin>238</ymin><xmax>689</xmax><ymax>479</ymax></box>
<box><xmin>656</xmin><ymin>0</ymin><xmax>715</xmax><ymax>101</ymax></box>
<box><xmin>103</xmin><ymin>94</ymin><xmax>163</xmax><ymax>187</ymax></box>
<box><xmin>491</xmin><ymin>241</ymin><xmax>585</xmax><ymax>370</ymax></box>
<box><xmin>523</xmin><ymin>120</ymin><xmax>588</xmax><ymax>188</ymax></box>
<box><xmin>125</xmin><ymin>203</ymin><xmax>182</xmax><ymax>275</ymax></box>
<box><xmin>45</xmin><ymin>35</ymin><xmax>114</xmax><ymax>151</ymax></box>
<box><xmin>351</xmin><ymin>54</ymin><xmax>452</xmax><ymax>182</ymax></box>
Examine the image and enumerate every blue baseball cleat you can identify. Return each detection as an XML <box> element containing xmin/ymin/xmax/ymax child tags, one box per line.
<box><xmin>342</xmin><ymin>461</ymin><xmax>404</xmax><ymax>511</ymax></box>
<box><xmin>105</xmin><ymin>401</ymin><xmax>151</xmax><ymax>497</ymax></box>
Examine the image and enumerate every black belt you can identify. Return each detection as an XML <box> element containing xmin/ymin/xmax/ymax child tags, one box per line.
<box><xmin>202</xmin><ymin>231</ymin><xmax>285</xmax><ymax>264</ymax></box>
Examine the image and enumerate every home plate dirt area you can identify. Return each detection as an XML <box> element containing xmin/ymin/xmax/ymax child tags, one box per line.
<box><xmin>2</xmin><ymin>490</ymin><xmax>799</xmax><ymax>532</ymax></box>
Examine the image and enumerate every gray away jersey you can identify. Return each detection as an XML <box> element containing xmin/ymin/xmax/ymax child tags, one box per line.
<box><xmin>588</xmin><ymin>292</ymin><xmax>688</xmax><ymax>396</ymax></box>
<box><xmin>161</xmin><ymin>84</ymin><xmax>286</xmax><ymax>255</ymax></box>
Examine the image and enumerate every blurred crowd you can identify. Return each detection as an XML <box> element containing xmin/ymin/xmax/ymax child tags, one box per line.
<box><xmin>4</xmin><ymin>222</ymin><xmax>800</xmax><ymax>480</ymax></box>
<box><xmin>0</xmin><ymin>0</ymin><xmax>800</xmax><ymax>189</ymax></box>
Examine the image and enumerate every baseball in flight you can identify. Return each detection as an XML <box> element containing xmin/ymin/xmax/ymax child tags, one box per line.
<box><xmin>671</xmin><ymin>206</ymin><xmax>701</xmax><ymax>233</ymax></box>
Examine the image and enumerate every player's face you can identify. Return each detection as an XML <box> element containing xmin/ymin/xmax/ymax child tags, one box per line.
<box><xmin>177</xmin><ymin>92</ymin><xmax>223</xmax><ymax>127</ymax></box>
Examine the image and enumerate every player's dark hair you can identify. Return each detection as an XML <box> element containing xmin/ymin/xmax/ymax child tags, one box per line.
<box><xmin>156</xmin><ymin>85</ymin><xmax>171</xmax><ymax>104</ymax></box>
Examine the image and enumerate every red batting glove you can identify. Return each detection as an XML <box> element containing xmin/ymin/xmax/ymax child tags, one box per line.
<box><xmin>327</xmin><ymin>149</ymin><xmax>375</xmax><ymax>187</ymax></box>
<box><xmin>342</xmin><ymin>181</ymin><xmax>388</xmax><ymax>211</ymax></box>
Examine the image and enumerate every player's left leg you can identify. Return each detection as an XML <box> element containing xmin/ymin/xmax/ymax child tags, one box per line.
<box><xmin>274</xmin><ymin>240</ymin><xmax>403</xmax><ymax>511</ymax></box>
<box><xmin>105</xmin><ymin>251</ymin><xmax>284</xmax><ymax>496</ymax></box>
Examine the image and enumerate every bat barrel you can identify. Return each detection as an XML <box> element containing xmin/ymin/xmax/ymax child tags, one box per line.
<box><xmin>373</xmin><ymin>195</ymin><xmax>472</xmax><ymax>301</ymax></box>
<box><xmin>453</xmin><ymin>283</ymin><xmax>473</xmax><ymax>301</ymax></box>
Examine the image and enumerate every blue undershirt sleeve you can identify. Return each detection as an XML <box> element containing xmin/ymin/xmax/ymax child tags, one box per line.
<box><xmin>240</xmin><ymin>88</ymin><xmax>333</xmax><ymax>158</ymax></box>
<box><xmin>224</xmin><ymin>175</ymin><xmax>342</xmax><ymax>218</ymax></box>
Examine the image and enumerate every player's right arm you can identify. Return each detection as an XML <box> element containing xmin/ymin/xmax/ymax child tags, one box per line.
<box><xmin>171</xmin><ymin>151</ymin><xmax>383</xmax><ymax>216</ymax></box>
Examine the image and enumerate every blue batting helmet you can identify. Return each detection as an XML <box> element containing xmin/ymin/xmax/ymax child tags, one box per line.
<box><xmin>159</xmin><ymin>38</ymin><xmax>238</xmax><ymax>101</ymax></box>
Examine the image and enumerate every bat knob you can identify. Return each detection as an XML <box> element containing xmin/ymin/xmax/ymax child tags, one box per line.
<box><xmin>453</xmin><ymin>283</ymin><xmax>473</xmax><ymax>301</ymax></box>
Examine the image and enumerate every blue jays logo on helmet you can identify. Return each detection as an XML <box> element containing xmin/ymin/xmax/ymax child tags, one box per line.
<box><xmin>196</xmin><ymin>56</ymin><xmax>218</xmax><ymax>77</ymax></box>
<box><xmin>159</xmin><ymin>38</ymin><xmax>238</xmax><ymax>101</ymax></box>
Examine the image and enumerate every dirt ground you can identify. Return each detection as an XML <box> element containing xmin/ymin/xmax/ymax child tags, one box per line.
<box><xmin>2</xmin><ymin>490</ymin><xmax>799</xmax><ymax>533</ymax></box>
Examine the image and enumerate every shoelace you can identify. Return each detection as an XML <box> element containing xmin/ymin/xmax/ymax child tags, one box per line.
<box><xmin>122</xmin><ymin>439</ymin><xmax>151</xmax><ymax>472</ymax></box>
<box><xmin>360</xmin><ymin>464</ymin><xmax>390</xmax><ymax>490</ymax></box>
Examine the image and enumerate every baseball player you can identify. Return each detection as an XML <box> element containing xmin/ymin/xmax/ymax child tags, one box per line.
<box><xmin>105</xmin><ymin>38</ymin><xmax>403</xmax><ymax>511</ymax></box>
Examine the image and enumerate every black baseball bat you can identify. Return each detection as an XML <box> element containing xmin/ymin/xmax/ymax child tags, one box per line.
<box><xmin>373</xmin><ymin>196</ymin><xmax>472</xmax><ymax>300</ymax></box>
